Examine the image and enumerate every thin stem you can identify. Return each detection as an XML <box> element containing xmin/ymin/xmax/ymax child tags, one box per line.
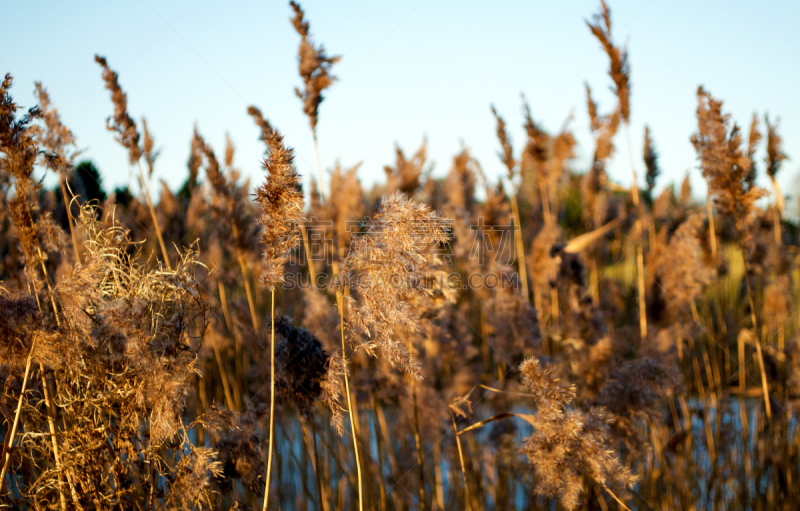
<box><xmin>636</xmin><ymin>234</ymin><xmax>646</xmax><ymax>337</ymax></box>
<box><xmin>338</xmin><ymin>294</ymin><xmax>363</xmax><ymax>511</ymax></box>
<box><xmin>219</xmin><ymin>282</ymin><xmax>244</xmax><ymax>408</ymax></box>
<box><xmin>770</xmin><ymin>176</ymin><xmax>782</xmax><ymax>245</ymax></box>
<box><xmin>624</xmin><ymin>124</ymin><xmax>647</xmax><ymax>338</ymax></box>
<box><xmin>262</xmin><ymin>289</ymin><xmax>276</xmax><ymax>511</ymax></box>
<box><xmin>36</xmin><ymin>246</ymin><xmax>60</xmax><ymax>327</ymax></box>
<box><xmin>211</xmin><ymin>335</ymin><xmax>235</xmax><ymax>410</ymax></box>
<box><xmin>600</xmin><ymin>482</ymin><xmax>632</xmax><ymax>511</ymax></box>
<box><xmin>409</xmin><ymin>339</ymin><xmax>427</xmax><ymax>510</ymax></box>
<box><xmin>0</xmin><ymin>344</ymin><xmax>35</xmax><ymax>492</ymax></box>
<box><xmin>590</xmin><ymin>255</ymin><xmax>600</xmax><ymax>306</ymax></box>
<box><xmin>433</xmin><ymin>435</ymin><xmax>445</xmax><ymax>510</ymax></box>
<box><xmin>237</xmin><ymin>254</ymin><xmax>260</xmax><ymax>331</ymax></box>
<box><xmin>40</xmin><ymin>371</ymin><xmax>67</xmax><ymax>511</ymax></box>
<box><xmin>769</xmin><ymin>177</ymin><xmax>786</xmax><ymax>348</ymax></box>
<box><xmin>451</xmin><ymin>411</ymin><xmax>473</xmax><ymax>511</ymax></box>
<box><xmin>375</xmin><ymin>401</ymin><xmax>398</xmax><ymax>474</ymax></box>
<box><xmin>59</xmin><ymin>178</ymin><xmax>81</xmax><ymax>261</ymax></box>
<box><xmin>300</xmin><ymin>224</ymin><xmax>317</xmax><ymax>288</ymax></box>
<box><xmin>312</xmin><ymin>132</ymin><xmax>326</xmax><ymax>202</ymax></box>
<box><xmin>307</xmin><ymin>129</ymin><xmax>322</xmax><ymax>288</ymax></box>
<box><xmin>31</xmin><ymin>239</ymin><xmax>80</xmax><ymax>508</ymax></box>
<box><xmin>509</xmin><ymin>191</ymin><xmax>530</xmax><ymax>302</ymax></box>
<box><xmin>539</xmin><ymin>180</ymin><xmax>552</xmax><ymax>226</ymax></box>
<box><xmin>137</xmin><ymin>162</ymin><xmax>171</xmax><ymax>270</ymax></box>
<box><xmin>707</xmin><ymin>198</ymin><xmax>718</xmax><ymax>262</ymax></box>
<box><xmin>742</xmin><ymin>256</ymin><xmax>771</xmax><ymax>421</ymax></box>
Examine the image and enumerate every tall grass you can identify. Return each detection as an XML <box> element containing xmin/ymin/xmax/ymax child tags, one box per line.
<box><xmin>1</xmin><ymin>2</ymin><xmax>798</xmax><ymax>510</ymax></box>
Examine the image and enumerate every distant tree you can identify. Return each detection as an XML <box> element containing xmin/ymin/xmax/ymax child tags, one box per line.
<box><xmin>113</xmin><ymin>186</ymin><xmax>133</xmax><ymax>209</ymax></box>
<box><xmin>75</xmin><ymin>160</ymin><xmax>107</xmax><ymax>203</ymax></box>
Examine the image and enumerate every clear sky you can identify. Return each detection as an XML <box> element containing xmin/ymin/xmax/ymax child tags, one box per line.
<box><xmin>3</xmin><ymin>0</ymin><xmax>799</xmax><ymax>206</ymax></box>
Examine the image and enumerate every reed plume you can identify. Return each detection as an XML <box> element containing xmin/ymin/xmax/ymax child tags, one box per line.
<box><xmin>586</xmin><ymin>1</ymin><xmax>630</xmax><ymax>123</ymax></box>
<box><xmin>94</xmin><ymin>55</ymin><xmax>170</xmax><ymax>268</ymax></box>
<box><xmin>384</xmin><ymin>139</ymin><xmax>429</xmax><ymax>196</ymax></box>
<box><xmin>34</xmin><ymin>83</ymin><xmax>78</xmax><ymax>175</ymax></box>
<box><xmin>343</xmin><ymin>192</ymin><xmax>450</xmax><ymax>378</ymax></box>
<box><xmin>765</xmin><ymin>115</ymin><xmax>788</xmax><ymax>180</ymax></box>
<box><xmin>657</xmin><ymin>214</ymin><xmax>713</xmax><ymax>321</ymax></box>
<box><xmin>3</xmin><ymin>3</ymin><xmax>800</xmax><ymax>508</ymax></box>
<box><xmin>142</xmin><ymin>117</ymin><xmax>157</xmax><ymax>177</ymax></box>
<box><xmin>290</xmin><ymin>0</ymin><xmax>340</xmax><ymax>198</ymax></box>
<box><xmin>691</xmin><ymin>87</ymin><xmax>765</xmax><ymax>240</ymax></box>
<box><xmin>643</xmin><ymin>125</ymin><xmax>659</xmax><ymax>202</ymax></box>
<box><xmin>255</xmin><ymin>128</ymin><xmax>304</xmax><ymax>292</ymax></box>
<box><xmin>94</xmin><ymin>55</ymin><xmax>140</xmax><ymax>164</ymax></box>
<box><xmin>745</xmin><ymin>113</ymin><xmax>761</xmax><ymax>188</ymax></box>
<box><xmin>518</xmin><ymin>357</ymin><xmax>636</xmax><ymax>509</ymax></box>
<box><xmin>491</xmin><ymin>106</ymin><xmax>532</xmax><ymax>302</ymax></box>
<box><xmin>587</xmin><ymin>0</ymin><xmax>646</xmax><ymax>339</ymax></box>
<box><xmin>254</xmin><ymin>124</ymin><xmax>304</xmax><ymax>511</ymax></box>
<box><xmin>290</xmin><ymin>1</ymin><xmax>340</xmax><ymax>135</ymax></box>
<box><xmin>247</xmin><ymin>105</ymin><xmax>274</xmax><ymax>146</ymax></box>
<box><xmin>338</xmin><ymin>192</ymin><xmax>449</xmax><ymax>510</ymax></box>
<box><xmin>33</xmin><ymin>82</ymin><xmax>82</xmax><ymax>259</ymax></box>
<box><xmin>765</xmin><ymin>114</ymin><xmax>788</xmax><ymax>231</ymax></box>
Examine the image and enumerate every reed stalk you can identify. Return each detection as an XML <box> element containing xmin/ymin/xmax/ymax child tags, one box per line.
<box><xmin>451</xmin><ymin>411</ymin><xmax>473</xmax><ymax>511</ymax></box>
<box><xmin>740</xmin><ymin>258</ymin><xmax>771</xmax><ymax>422</ymax></box>
<box><xmin>59</xmin><ymin>178</ymin><xmax>81</xmax><ymax>260</ymax></box>
<box><xmin>262</xmin><ymin>290</ymin><xmax>277</xmax><ymax>511</ymax></box>
<box><xmin>137</xmin><ymin>162</ymin><xmax>171</xmax><ymax>270</ymax></box>
<box><xmin>625</xmin><ymin>125</ymin><xmax>647</xmax><ymax>338</ymax></box>
<box><xmin>0</xmin><ymin>344</ymin><xmax>34</xmax><ymax>492</ymax></box>
<box><xmin>40</xmin><ymin>371</ymin><xmax>68</xmax><ymax>511</ymax></box>
<box><xmin>408</xmin><ymin>339</ymin><xmax>427</xmax><ymax>510</ymax></box>
<box><xmin>509</xmin><ymin>191</ymin><xmax>530</xmax><ymax>302</ymax></box>
<box><xmin>218</xmin><ymin>282</ymin><xmax>244</xmax><ymax>408</ymax></box>
<box><xmin>337</xmin><ymin>293</ymin><xmax>363</xmax><ymax>511</ymax></box>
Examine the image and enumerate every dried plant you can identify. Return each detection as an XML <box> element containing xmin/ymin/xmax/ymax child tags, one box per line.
<box><xmin>255</xmin><ymin>127</ymin><xmax>304</xmax><ymax>291</ymax></box>
<box><xmin>384</xmin><ymin>139</ymin><xmax>429</xmax><ymax>196</ymax></box>
<box><xmin>586</xmin><ymin>1</ymin><xmax>630</xmax><ymax>123</ymax></box>
<box><xmin>490</xmin><ymin>105</ymin><xmax>534</xmax><ymax>303</ymax></box>
<box><xmin>141</xmin><ymin>117</ymin><xmax>157</xmax><ymax>177</ymax></box>
<box><xmin>94</xmin><ymin>55</ymin><xmax>140</xmax><ymax>164</ymax></box>
<box><xmin>343</xmin><ymin>192</ymin><xmax>450</xmax><ymax>378</ymax></box>
<box><xmin>745</xmin><ymin>113</ymin><xmax>761</xmax><ymax>188</ymax></box>
<box><xmin>247</xmin><ymin>105</ymin><xmax>274</xmax><ymax>147</ymax></box>
<box><xmin>3</xmin><ymin>2</ymin><xmax>800</xmax><ymax>509</ymax></box>
<box><xmin>518</xmin><ymin>358</ymin><xmax>636</xmax><ymax>509</ymax></box>
<box><xmin>289</xmin><ymin>1</ymin><xmax>340</xmax><ymax>136</ymax></box>
<box><xmin>491</xmin><ymin>105</ymin><xmax>516</xmax><ymax>181</ymax></box>
<box><xmin>765</xmin><ymin>114</ymin><xmax>788</xmax><ymax>179</ymax></box>
<box><xmin>95</xmin><ymin>56</ymin><xmax>170</xmax><ymax>268</ymax></box>
<box><xmin>643</xmin><ymin>125</ymin><xmax>659</xmax><ymax>201</ymax></box>
<box><xmin>33</xmin><ymin>83</ymin><xmax>78</xmax><ymax>176</ymax></box>
<box><xmin>657</xmin><ymin>215</ymin><xmax>713</xmax><ymax>321</ymax></box>
<box><xmin>253</xmin><ymin>123</ymin><xmax>304</xmax><ymax>511</ymax></box>
<box><xmin>0</xmin><ymin>202</ymin><xmax>214</xmax><ymax>508</ymax></box>
<box><xmin>271</xmin><ymin>314</ymin><xmax>329</xmax><ymax>414</ymax></box>
<box><xmin>765</xmin><ymin>114</ymin><xmax>789</xmax><ymax>223</ymax></box>
<box><xmin>691</xmin><ymin>86</ymin><xmax>766</xmax><ymax>239</ymax></box>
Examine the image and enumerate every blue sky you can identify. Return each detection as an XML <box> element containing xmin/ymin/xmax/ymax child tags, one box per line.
<box><xmin>3</xmin><ymin>0</ymin><xmax>799</xmax><ymax>206</ymax></box>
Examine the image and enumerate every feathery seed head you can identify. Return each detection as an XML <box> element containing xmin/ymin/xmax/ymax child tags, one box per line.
<box><xmin>94</xmin><ymin>55</ymin><xmax>141</xmax><ymax>164</ymax></box>
<box><xmin>255</xmin><ymin>126</ymin><xmax>305</xmax><ymax>291</ymax></box>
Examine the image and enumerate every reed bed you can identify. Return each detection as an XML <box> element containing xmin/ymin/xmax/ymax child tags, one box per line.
<box><xmin>1</xmin><ymin>1</ymin><xmax>798</xmax><ymax>509</ymax></box>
